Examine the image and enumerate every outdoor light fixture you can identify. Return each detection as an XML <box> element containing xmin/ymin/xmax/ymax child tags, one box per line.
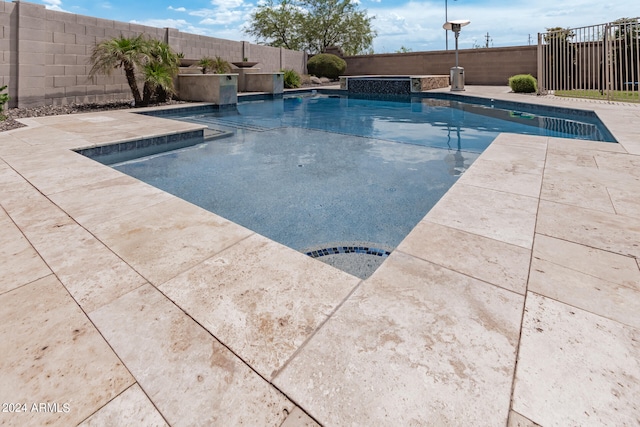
<box><xmin>443</xmin><ymin>19</ymin><xmax>470</xmax><ymax>91</ymax></box>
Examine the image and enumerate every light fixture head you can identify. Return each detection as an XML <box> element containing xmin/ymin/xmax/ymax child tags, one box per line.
<box><xmin>442</xmin><ymin>19</ymin><xmax>471</xmax><ymax>31</ymax></box>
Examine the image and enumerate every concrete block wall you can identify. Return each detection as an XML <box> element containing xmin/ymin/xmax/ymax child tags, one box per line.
<box><xmin>2</xmin><ymin>1</ymin><xmax>306</xmax><ymax>108</ymax></box>
<box><xmin>343</xmin><ymin>46</ymin><xmax>538</xmax><ymax>86</ymax></box>
<box><xmin>42</xmin><ymin>7</ymin><xmax>167</xmax><ymax>107</ymax></box>
<box><xmin>0</xmin><ymin>1</ymin><xmax>17</xmax><ymax>105</ymax></box>
<box><xmin>169</xmin><ymin>30</ymin><xmax>244</xmax><ymax>63</ymax></box>
<box><xmin>283</xmin><ymin>47</ymin><xmax>307</xmax><ymax>73</ymax></box>
<box><xmin>243</xmin><ymin>43</ymin><xmax>279</xmax><ymax>72</ymax></box>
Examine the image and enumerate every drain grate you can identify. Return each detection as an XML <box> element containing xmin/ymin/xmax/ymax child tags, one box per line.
<box><xmin>306</xmin><ymin>246</ymin><xmax>391</xmax><ymax>258</ymax></box>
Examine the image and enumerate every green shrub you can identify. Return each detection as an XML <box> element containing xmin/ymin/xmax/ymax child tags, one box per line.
<box><xmin>307</xmin><ymin>53</ymin><xmax>346</xmax><ymax>80</ymax></box>
<box><xmin>281</xmin><ymin>69</ymin><xmax>301</xmax><ymax>88</ymax></box>
<box><xmin>211</xmin><ymin>56</ymin><xmax>231</xmax><ymax>74</ymax></box>
<box><xmin>508</xmin><ymin>74</ymin><xmax>537</xmax><ymax>93</ymax></box>
<box><xmin>0</xmin><ymin>85</ymin><xmax>9</xmax><ymax>120</ymax></box>
<box><xmin>193</xmin><ymin>56</ymin><xmax>231</xmax><ymax>74</ymax></box>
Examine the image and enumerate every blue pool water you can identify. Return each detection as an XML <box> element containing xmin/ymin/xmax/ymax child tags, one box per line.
<box><xmin>175</xmin><ymin>94</ymin><xmax>614</xmax><ymax>150</ymax></box>
<box><xmin>111</xmin><ymin>94</ymin><xmax>615</xmax><ymax>278</ymax></box>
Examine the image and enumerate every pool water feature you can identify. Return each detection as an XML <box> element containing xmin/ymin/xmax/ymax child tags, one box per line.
<box><xmin>341</xmin><ymin>75</ymin><xmax>450</xmax><ymax>94</ymax></box>
<box><xmin>346</xmin><ymin>76</ymin><xmax>414</xmax><ymax>95</ymax></box>
<box><xmin>110</xmin><ymin>94</ymin><xmax>615</xmax><ymax>279</ymax></box>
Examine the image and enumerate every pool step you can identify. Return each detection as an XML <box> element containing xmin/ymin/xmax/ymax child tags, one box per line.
<box><xmin>203</xmin><ymin>128</ymin><xmax>233</xmax><ymax>141</ymax></box>
<box><xmin>187</xmin><ymin>116</ymin><xmax>273</xmax><ymax>133</ymax></box>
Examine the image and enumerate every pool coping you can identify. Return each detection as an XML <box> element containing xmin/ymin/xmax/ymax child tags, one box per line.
<box><xmin>1</xmin><ymin>86</ymin><xmax>639</xmax><ymax>426</ymax></box>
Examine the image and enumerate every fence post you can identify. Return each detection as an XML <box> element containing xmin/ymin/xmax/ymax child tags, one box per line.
<box><xmin>537</xmin><ymin>33</ymin><xmax>543</xmax><ymax>94</ymax></box>
<box><xmin>605</xmin><ymin>23</ymin><xmax>610</xmax><ymax>102</ymax></box>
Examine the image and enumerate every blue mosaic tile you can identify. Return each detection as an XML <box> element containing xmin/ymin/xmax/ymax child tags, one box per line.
<box><xmin>75</xmin><ymin>130</ymin><xmax>204</xmax><ymax>165</ymax></box>
<box><xmin>123</xmin><ymin>140</ymin><xmax>136</xmax><ymax>151</ymax></box>
<box><xmin>100</xmin><ymin>144</ymin><xmax>115</xmax><ymax>155</ymax></box>
<box><xmin>136</xmin><ymin>138</ymin><xmax>153</xmax><ymax>149</ymax></box>
<box><xmin>347</xmin><ymin>78</ymin><xmax>412</xmax><ymax>95</ymax></box>
<box><xmin>81</xmin><ymin>147</ymin><xmax>99</xmax><ymax>158</ymax></box>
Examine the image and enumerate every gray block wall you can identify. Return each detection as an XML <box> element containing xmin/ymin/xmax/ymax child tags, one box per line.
<box><xmin>0</xmin><ymin>1</ymin><xmax>17</xmax><ymax>104</ymax></box>
<box><xmin>342</xmin><ymin>46</ymin><xmax>538</xmax><ymax>86</ymax></box>
<box><xmin>1</xmin><ymin>1</ymin><xmax>306</xmax><ymax>108</ymax></box>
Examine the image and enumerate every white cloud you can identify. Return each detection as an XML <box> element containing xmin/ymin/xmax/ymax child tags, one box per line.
<box><xmin>41</xmin><ymin>0</ymin><xmax>66</xmax><ymax>12</ymax></box>
<box><xmin>130</xmin><ymin>18</ymin><xmax>193</xmax><ymax>30</ymax></box>
<box><xmin>199</xmin><ymin>10</ymin><xmax>247</xmax><ymax>26</ymax></box>
<box><xmin>189</xmin><ymin>0</ymin><xmax>254</xmax><ymax>27</ymax></box>
<box><xmin>210</xmin><ymin>0</ymin><xmax>246</xmax><ymax>9</ymax></box>
<box><xmin>168</xmin><ymin>6</ymin><xmax>187</xmax><ymax>12</ymax></box>
<box><xmin>367</xmin><ymin>0</ymin><xmax>636</xmax><ymax>53</ymax></box>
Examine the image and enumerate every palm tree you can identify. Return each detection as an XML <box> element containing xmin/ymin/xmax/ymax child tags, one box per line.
<box><xmin>143</xmin><ymin>39</ymin><xmax>179</xmax><ymax>103</ymax></box>
<box><xmin>194</xmin><ymin>56</ymin><xmax>215</xmax><ymax>74</ymax></box>
<box><xmin>89</xmin><ymin>35</ymin><xmax>179</xmax><ymax>106</ymax></box>
<box><xmin>89</xmin><ymin>34</ymin><xmax>150</xmax><ymax>106</ymax></box>
<box><xmin>192</xmin><ymin>56</ymin><xmax>231</xmax><ymax>74</ymax></box>
<box><xmin>142</xmin><ymin>61</ymin><xmax>176</xmax><ymax>105</ymax></box>
<box><xmin>148</xmin><ymin>39</ymin><xmax>180</xmax><ymax>75</ymax></box>
<box><xmin>211</xmin><ymin>56</ymin><xmax>232</xmax><ymax>74</ymax></box>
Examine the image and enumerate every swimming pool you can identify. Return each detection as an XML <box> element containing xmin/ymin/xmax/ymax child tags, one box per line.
<box><xmin>109</xmin><ymin>93</ymin><xmax>615</xmax><ymax>278</ymax></box>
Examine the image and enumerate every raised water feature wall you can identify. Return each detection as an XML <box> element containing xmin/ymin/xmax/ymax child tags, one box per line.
<box><xmin>177</xmin><ymin>74</ymin><xmax>238</xmax><ymax>105</ymax></box>
<box><xmin>340</xmin><ymin>75</ymin><xmax>449</xmax><ymax>94</ymax></box>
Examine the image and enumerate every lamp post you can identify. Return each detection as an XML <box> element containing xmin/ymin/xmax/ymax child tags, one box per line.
<box><xmin>445</xmin><ymin>0</ymin><xmax>448</xmax><ymax>50</ymax></box>
<box><xmin>443</xmin><ymin>19</ymin><xmax>470</xmax><ymax>91</ymax></box>
<box><xmin>445</xmin><ymin>0</ymin><xmax>457</xmax><ymax>51</ymax></box>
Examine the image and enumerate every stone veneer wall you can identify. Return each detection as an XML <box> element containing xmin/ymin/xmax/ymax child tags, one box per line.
<box><xmin>342</xmin><ymin>46</ymin><xmax>537</xmax><ymax>86</ymax></box>
<box><xmin>1</xmin><ymin>1</ymin><xmax>306</xmax><ymax>108</ymax></box>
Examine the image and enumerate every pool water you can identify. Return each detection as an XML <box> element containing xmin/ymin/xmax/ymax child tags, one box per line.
<box><xmin>112</xmin><ymin>94</ymin><xmax>614</xmax><ymax>278</ymax></box>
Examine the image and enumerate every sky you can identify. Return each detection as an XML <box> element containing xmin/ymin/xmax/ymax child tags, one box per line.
<box><xmin>30</xmin><ymin>0</ymin><xmax>638</xmax><ymax>53</ymax></box>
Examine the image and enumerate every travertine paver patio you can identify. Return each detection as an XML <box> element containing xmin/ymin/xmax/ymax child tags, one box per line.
<box><xmin>0</xmin><ymin>87</ymin><xmax>638</xmax><ymax>426</ymax></box>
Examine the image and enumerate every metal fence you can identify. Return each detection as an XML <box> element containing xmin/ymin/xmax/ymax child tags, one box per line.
<box><xmin>538</xmin><ymin>18</ymin><xmax>640</xmax><ymax>102</ymax></box>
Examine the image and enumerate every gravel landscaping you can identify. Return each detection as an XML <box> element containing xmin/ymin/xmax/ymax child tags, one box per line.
<box><xmin>0</xmin><ymin>79</ymin><xmax>334</xmax><ymax>133</ymax></box>
<box><xmin>0</xmin><ymin>99</ymin><xmax>186</xmax><ymax>132</ymax></box>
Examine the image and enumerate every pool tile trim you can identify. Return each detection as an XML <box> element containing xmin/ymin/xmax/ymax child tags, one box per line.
<box><xmin>75</xmin><ymin>129</ymin><xmax>203</xmax><ymax>164</ymax></box>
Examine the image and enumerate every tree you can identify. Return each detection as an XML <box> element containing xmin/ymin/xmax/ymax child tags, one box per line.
<box><xmin>247</xmin><ymin>0</ymin><xmax>303</xmax><ymax>51</ymax></box>
<box><xmin>194</xmin><ymin>57</ymin><xmax>215</xmax><ymax>74</ymax></box>
<box><xmin>611</xmin><ymin>18</ymin><xmax>639</xmax><ymax>90</ymax></box>
<box><xmin>89</xmin><ymin>35</ymin><xmax>179</xmax><ymax>106</ymax></box>
<box><xmin>143</xmin><ymin>39</ymin><xmax>179</xmax><ymax>104</ymax></box>
<box><xmin>142</xmin><ymin>62</ymin><xmax>175</xmax><ymax>105</ymax></box>
<box><xmin>245</xmin><ymin>0</ymin><xmax>376</xmax><ymax>55</ymax></box>
<box><xmin>192</xmin><ymin>56</ymin><xmax>232</xmax><ymax>74</ymax></box>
